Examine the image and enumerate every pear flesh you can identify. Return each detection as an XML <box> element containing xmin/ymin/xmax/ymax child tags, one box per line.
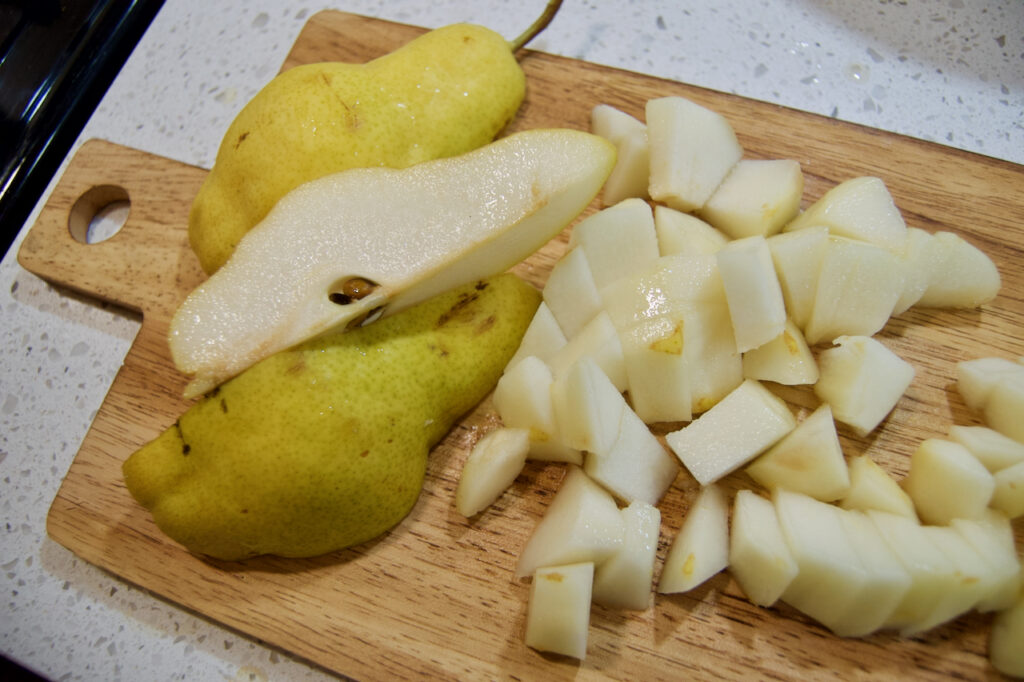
<box><xmin>169</xmin><ymin>129</ymin><xmax>616</xmax><ymax>397</ymax></box>
<box><xmin>124</xmin><ymin>275</ymin><xmax>541</xmax><ymax>561</ymax></box>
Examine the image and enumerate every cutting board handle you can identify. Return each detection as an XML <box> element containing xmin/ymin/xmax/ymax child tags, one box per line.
<box><xmin>18</xmin><ymin>139</ymin><xmax>208</xmax><ymax>321</ymax></box>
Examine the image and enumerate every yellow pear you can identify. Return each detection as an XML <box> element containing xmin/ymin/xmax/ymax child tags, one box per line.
<box><xmin>123</xmin><ymin>274</ymin><xmax>540</xmax><ymax>560</ymax></box>
<box><xmin>189</xmin><ymin>2</ymin><xmax>563</xmax><ymax>273</ymax></box>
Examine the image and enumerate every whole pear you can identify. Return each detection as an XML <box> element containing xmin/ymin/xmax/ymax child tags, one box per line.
<box><xmin>190</xmin><ymin>20</ymin><xmax>533</xmax><ymax>274</ymax></box>
<box><xmin>123</xmin><ymin>274</ymin><xmax>540</xmax><ymax>560</ymax></box>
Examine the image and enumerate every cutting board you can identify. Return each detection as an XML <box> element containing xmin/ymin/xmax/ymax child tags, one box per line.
<box><xmin>19</xmin><ymin>10</ymin><xmax>1024</xmax><ymax>681</ymax></box>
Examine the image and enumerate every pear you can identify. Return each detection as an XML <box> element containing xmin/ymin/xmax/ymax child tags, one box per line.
<box><xmin>189</xmin><ymin>2</ymin><xmax>563</xmax><ymax>273</ymax></box>
<box><xmin>170</xmin><ymin>128</ymin><xmax>615</xmax><ymax>397</ymax></box>
<box><xmin>123</xmin><ymin>274</ymin><xmax>540</xmax><ymax>561</ymax></box>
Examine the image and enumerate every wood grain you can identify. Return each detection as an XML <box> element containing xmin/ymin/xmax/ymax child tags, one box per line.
<box><xmin>19</xmin><ymin>10</ymin><xmax>1024</xmax><ymax>681</ymax></box>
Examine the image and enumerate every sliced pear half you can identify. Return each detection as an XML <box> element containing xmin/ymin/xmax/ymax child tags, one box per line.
<box><xmin>170</xmin><ymin>129</ymin><xmax>616</xmax><ymax>397</ymax></box>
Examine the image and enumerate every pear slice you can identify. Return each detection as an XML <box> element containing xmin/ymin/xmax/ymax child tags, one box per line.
<box><xmin>169</xmin><ymin>129</ymin><xmax>615</xmax><ymax>397</ymax></box>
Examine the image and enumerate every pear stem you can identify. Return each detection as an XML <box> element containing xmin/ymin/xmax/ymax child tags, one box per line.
<box><xmin>509</xmin><ymin>0</ymin><xmax>564</xmax><ymax>53</ymax></box>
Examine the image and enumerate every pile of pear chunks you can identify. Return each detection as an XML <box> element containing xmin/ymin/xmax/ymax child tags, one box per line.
<box><xmin>452</xmin><ymin>95</ymin><xmax>1023</xmax><ymax>673</ymax></box>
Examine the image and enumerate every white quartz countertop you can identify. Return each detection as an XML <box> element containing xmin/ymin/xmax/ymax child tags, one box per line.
<box><xmin>1</xmin><ymin>1</ymin><xmax>1021</xmax><ymax>680</ymax></box>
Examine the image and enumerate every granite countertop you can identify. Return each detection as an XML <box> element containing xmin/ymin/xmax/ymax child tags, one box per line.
<box><xmin>1</xmin><ymin>1</ymin><xmax>1021</xmax><ymax>679</ymax></box>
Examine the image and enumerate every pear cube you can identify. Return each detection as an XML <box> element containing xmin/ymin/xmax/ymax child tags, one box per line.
<box><xmin>990</xmin><ymin>589</ymin><xmax>1024</xmax><ymax>678</ymax></box>
<box><xmin>505</xmin><ymin>302</ymin><xmax>567</xmax><ymax>371</ymax></box>
<box><xmin>991</xmin><ymin>461</ymin><xmax>1024</xmax><ymax>518</ymax></box>
<box><xmin>515</xmin><ymin>466</ymin><xmax>624</xmax><ymax>578</ymax></box>
<box><xmin>785</xmin><ymin>176</ymin><xmax>907</xmax><ymax>251</ymax></box>
<box><xmin>548</xmin><ymin>311</ymin><xmax>628</xmax><ymax>392</ymax></box>
<box><xmin>568</xmin><ymin>198</ymin><xmax>659</xmax><ymax>289</ymax></box>
<box><xmin>524</xmin><ymin>562</ymin><xmax>594</xmax><ymax>660</ymax></box>
<box><xmin>666</xmin><ymin>379</ymin><xmax>795</xmax><ymax>485</ymax></box>
<box><xmin>655</xmin><ymin>206</ymin><xmax>728</xmax><ymax>256</ymax></box>
<box><xmin>891</xmin><ymin>227</ymin><xmax>938</xmax><ymax>315</ymax></box>
<box><xmin>543</xmin><ymin>247</ymin><xmax>603</xmax><ymax>339</ymax></box>
<box><xmin>766</xmin><ymin>226</ymin><xmax>828</xmax><ymax>330</ymax></box>
<box><xmin>170</xmin><ymin>128</ymin><xmax>615</xmax><ymax>397</ymax></box>
<box><xmin>685</xmin><ymin>301</ymin><xmax>744</xmax><ymax>414</ymax></box>
<box><xmin>916</xmin><ymin>231</ymin><xmax>1001</xmax><ymax>308</ymax></box>
<box><xmin>455</xmin><ymin>427</ymin><xmax>530</xmax><ymax>517</ymax></box>
<box><xmin>813</xmin><ymin>335</ymin><xmax>915</xmax><ymax>437</ymax></box>
<box><xmin>839</xmin><ymin>455</ymin><xmax>917</xmax><ymax>519</ymax></box>
<box><xmin>741</xmin><ymin>320</ymin><xmax>819</xmax><ymax>386</ymax></box>
<box><xmin>658</xmin><ymin>484</ymin><xmax>730</xmax><ymax>593</ymax></box>
<box><xmin>803</xmin><ymin>237</ymin><xmax>904</xmax><ymax>345</ymax></box>
<box><xmin>592</xmin><ymin>502</ymin><xmax>661</xmax><ymax>610</ymax></box>
<box><xmin>903</xmin><ymin>438</ymin><xmax>995</xmax><ymax>525</ymax></box>
<box><xmin>584</xmin><ymin>406</ymin><xmax>680</xmax><ymax>506</ymax></box>
<box><xmin>590</xmin><ymin>103</ymin><xmax>646</xmax><ymax>145</ymax></box>
<box><xmin>832</xmin><ymin>509</ymin><xmax>911</xmax><ymax>637</ymax></box>
<box><xmin>716</xmin><ymin>236</ymin><xmax>788</xmax><ymax>352</ymax></box>
<box><xmin>950</xmin><ymin>510</ymin><xmax>1022</xmax><ymax>612</ymax></box>
<box><xmin>984</xmin><ymin>373</ymin><xmax>1024</xmax><ymax>444</ymax></box>
<box><xmin>728</xmin><ymin>489</ymin><xmax>798</xmax><ymax>607</ymax></box>
<box><xmin>919</xmin><ymin>525</ymin><xmax>995</xmax><ymax>627</ymax></box>
<box><xmin>700</xmin><ymin>159</ymin><xmax>803</xmax><ymax>239</ymax></box>
<box><xmin>948</xmin><ymin>424</ymin><xmax>1024</xmax><ymax>472</ymax></box>
<box><xmin>551</xmin><ymin>357</ymin><xmax>625</xmax><ymax>455</ymax></box>
<box><xmin>774</xmin><ymin>489</ymin><xmax>867</xmax><ymax>633</ymax></box>
<box><xmin>493</xmin><ymin>355</ymin><xmax>580</xmax><ymax>464</ymax></box>
<box><xmin>745</xmin><ymin>404</ymin><xmax>850</xmax><ymax>501</ymax></box>
<box><xmin>646</xmin><ymin>96</ymin><xmax>743</xmax><ymax>212</ymax></box>
<box><xmin>601</xmin><ymin>128</ymin><xmax>651</xmax><ymax>206</ymax></box>
<box><xmin>617</xmin><ymin>316</ymin><xmax>692</xmax><ymax>423</ymax></box>
<box><xmin>955</xmin><ymin>356</ymin><xmax>1024</xmax><ymax>413</ymax></box>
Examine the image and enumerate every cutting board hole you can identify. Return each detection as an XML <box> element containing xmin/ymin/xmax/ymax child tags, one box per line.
<box><xmin>69</xmin><ymin>185</ymin><xmax>131</xmax><ymax>244</ymax></box>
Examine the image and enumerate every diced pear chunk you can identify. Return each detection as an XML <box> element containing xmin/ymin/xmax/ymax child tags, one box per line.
<box><xmin>991</xmin><ymin>461</ymin><xmax>1024</xmax><ymax>518</ymax></box>
<box><xmin>685</xmin><ymin>301</ymin><xmax>744</xmax><ymax>414</ymax></box>
<box><xmin>766</xmin><ymin>226</ymin><xmax>828</xmax><ymax>331</ymax></box>
<box><xmin>551</xmin><ymin>357</ymin><xmax>625</xmax><ymax>455</ymax></box>
<box><xmin>803</xmin><ymin>237</ymin><xmax>904</xmax><ymax>345</ymax></box>
<box><xmin>745</xmin><ymin>404</ymin><xmax>850</xmax><ymax>501</ymax></box>
<box><xmin>617</xmin><ymin>316</ymin><xmax>692</xmax><ymax>423</ymax></box>
<box><xmin>990</xmin><ymin>588</ymin><xmax>1024</xmax><ymax>678</ymax></box>
<box><xmin>950</xmin><ymin>510</ymin><xmax>1022</xmax><ymax>612</ymax></box>
<box><xmin>774</xmin><ymin>489</ymin><xmax>867</xmax><ymax>633</ymax></box>
<box><xmin>891</xmin><ymin>227</ymin><xmax>937</xmax><ymax>315</ymax></box>
<box><xmin>646</xmin><ymin>96</ymin><xmax>743</xmax><ymax>212</ymax></box>
<box><xmin>584</xmin><ymin>405</ymin><xmax>680</xmax><ymax>506</ymax></box>
<box><xmin>549</xmin><ymin>311</ymin><xmax>628</xmax><ymax>392</ymax></box>
<box><xmin>700</xmin><ymin>159</ymin><xmax>803</xmax><ymax>239</ymax></box>
<box><xmin>591</xmin><ymin>103</ymin><xmax>646</xmax><ymax>145</ymax></box>
<box><xmin>728</xmin><ymin>490</ymin><xmax>798</xmax><ymax>607</ymax></box>
<box><xmin>543</xmin><ymin>247</ymin><xmax>603</xmax><ymax>339</ymax></box>
<box><xmin>903</xmin><ymin>438</ymin><xmax>995</xmax><ymax>525</ymax></box>
<box><xmin>813</xmin><ymin>335</ymin><xmax>915</xmax><ymax>437</ymax></box>
<box><xmin>916</xmin><ymin>231</ymin><xmax>1001</xmax><ymax>308</ymax></box>
<box><xmin>741</xmin><ymin>320</ymin><xmax>819</xmax><ymax>386</ymax></box>
<box><xmin>455</xmin><ymin>427</ymin><xmax>530</xmax><ymax>517</ymax></box>
<box><xmin>716</xmin><ymin>236</ymin><xmax>788</xmax><ymax>352</ymax></box>
<box><xmin>785</xmin><ymin>176</ymin><xmax>908</xmax><ymax>252</ymax></box>
<box><xmin>569</xmin><ymin>198</ymin><xmax>659</xmax><ymax>289</ymax></box>
<box><xmin>524</xmin><ymin>562</ymin><xmax>594</xmax><ymax>660</ymax></box>
<box><xmin>866</xmin><ymin>510</ymin><xmax>960</xmax><ymax>634</ymax></box>
<box><xmin>655</xmin><ymin>206</ymin><xmax>728</xmax><ymax>256</ymax></box>
<box><xmin>919</xmin><ymin>525</ymin><xmax>995</xmax><ymax>626</ymax></box>
<box><xmin>984</xmin><ymin>373</ymin><xmax>1024</xmax><ymax>444</ymax></box>
<box><xmin>839</xmin><ymin>455</ymin><xmax>917</xmax><ymax>519</ymax></box>
<box><xmin>506</xmin><ymin>303</ymin><xmax>567</xmax><ymax>371</ymax></box>
<box><xmin>593</xmin><ymin>502</ymin><xmax>661</xmax><ymax>610</ymax></box>
<box><xmin>601</xmin><ymin>128</ymin><xmax>651</xmax><ymax>206</ymax></box>
<box><xmin>666</xmin><ymin>380</ymin><xmax>795</xmax><ymax>485</ymax></box>
<box><xmin>515</xmin><ymin>466</ymin><xmax>624</xmax><ymax>578</ymax></box>
<box><xmin>493</xmin><ymin>356</ymin><xmax>580</xmax><ymax>464</ymax></box>
<box><xmin>658</xmin><ymin>484</ymin><xmax>729</xmax><ymax>593</ymax></box>
<box><xmin>955</xmin><ymin>356</ymin><xmax>1024</xmax><ymax>413</ymax></box>
<box><xmin>832</xmin><ymin>510</ymin><xmax>910</xmax><ymax>637</ymax></box>
<box><xmin>948</xmin><ymin>425</ymin><xmax>1024</xmax><ymax>472</ymax></box>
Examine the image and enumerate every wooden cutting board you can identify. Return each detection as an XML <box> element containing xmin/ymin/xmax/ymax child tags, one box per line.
<box><xmin>19</xmin><ymin>10</ymin><xmax>1024</xmax><ymax>681</ymax></box>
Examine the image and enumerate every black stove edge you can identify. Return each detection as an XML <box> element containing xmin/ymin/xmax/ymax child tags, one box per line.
<box><xmin>1</xmin><ymin>0</ymin><xmax>165</xmax><ymax>260</ymax></box>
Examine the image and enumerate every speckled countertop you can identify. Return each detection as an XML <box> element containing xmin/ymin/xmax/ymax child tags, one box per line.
<box><xmin>1</xmin><ymin>1</ymin><xmax>1021</xmax><ymax>680</ymax></box>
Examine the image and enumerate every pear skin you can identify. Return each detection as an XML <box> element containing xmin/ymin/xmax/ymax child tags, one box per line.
<box><xmin>189</xmin><ymin>23</ymin><xmax>526</xmax><ymax>274</ymax></box>
<box><xmin>123</xmin><ymin>274</ymin><xmax>540</xmax><ymax>560</ymax></box>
